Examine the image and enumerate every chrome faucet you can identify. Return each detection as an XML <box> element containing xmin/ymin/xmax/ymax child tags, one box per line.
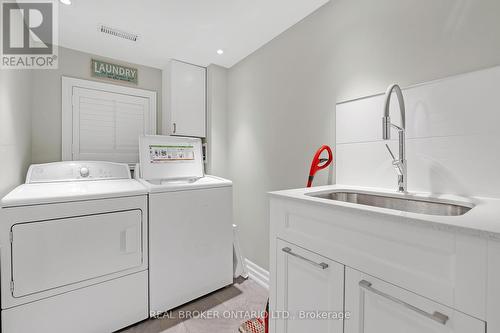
<box><xmin>382</xmin><ymin>84</ymin><xmax>407</xmax><ymax>193</ymax></box>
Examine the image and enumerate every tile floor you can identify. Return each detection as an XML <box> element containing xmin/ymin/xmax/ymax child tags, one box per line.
<box><xmin>119</xmin><ymin>278</ymin><xmax>268</xmax><ymax>333</ymax></box>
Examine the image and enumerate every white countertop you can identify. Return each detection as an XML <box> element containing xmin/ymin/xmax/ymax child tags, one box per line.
<box><xmin>269</xmin><ymin>184</ymin><xmax>500</xmax><ymax>239</ymax></box>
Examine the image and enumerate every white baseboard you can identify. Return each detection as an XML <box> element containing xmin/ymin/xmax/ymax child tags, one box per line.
<box><xmin>245</xmin><ymin>258</ymin><xmax>269</xmax><ymax>290</ymax></box>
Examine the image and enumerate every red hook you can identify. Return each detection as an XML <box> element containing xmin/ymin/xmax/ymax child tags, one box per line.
<box><xmin>307</xmin><ymin>145</ymin><xmax>333</xmax><ymax>188</ymax></box>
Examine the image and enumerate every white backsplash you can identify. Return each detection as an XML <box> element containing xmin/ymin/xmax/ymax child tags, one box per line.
<box><xmin>336</xmin><ymin>66</ymin><xmax>500</xmax><ymax>198</ymax></box>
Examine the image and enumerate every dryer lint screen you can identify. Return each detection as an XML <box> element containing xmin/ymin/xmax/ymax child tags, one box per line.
<box><xmin>149</xmin><ymin>145</ymin><xmax>195</xmax><ymax>163</ymax></box>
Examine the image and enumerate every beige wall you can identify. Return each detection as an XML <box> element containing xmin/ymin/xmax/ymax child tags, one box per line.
<box><xmin>227</xmin><ymin>0</ymin><xmax>500</xmax><ymax>269</ymax></box>
<box><xmin>0</xmin><ymin>70</ymin><xmax>33</xmax><ymax>197</ymax></box>
<box><xmin>31</xmin><ymin>47</ymin><xmax>162</xmax><ymax>164</ymax></box>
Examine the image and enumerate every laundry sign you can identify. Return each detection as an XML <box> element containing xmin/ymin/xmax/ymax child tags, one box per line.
<box><xmin>91</xmin><ymin>59</ymin><xmax>138</xmax><ymax>84</ymax></box>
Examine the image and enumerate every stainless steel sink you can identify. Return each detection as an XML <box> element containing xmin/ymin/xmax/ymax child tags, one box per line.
<box><xmin>307</xmin><ymin>191</ymin><xmax>472</xmax><ymax>216</ymax></box>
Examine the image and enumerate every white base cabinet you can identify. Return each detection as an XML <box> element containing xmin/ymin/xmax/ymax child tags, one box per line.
<box><xmin>269</xmin><ymin>194</ymin><xmax>494</xmax><ymax>333</ymax></box>
<box><xmin>345</xmin><ymin>268</ymin><xmax>485</xmax><ymax>333</ymax></box>
<box><xmin>275</xmin><ymin>239</ymin><xmax>344</xmax><ymax>333</ymax></box>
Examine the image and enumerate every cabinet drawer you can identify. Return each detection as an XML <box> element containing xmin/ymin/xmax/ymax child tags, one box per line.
<box><xmin>273</xmin><ymin>239</ymin><xmax>345</xmax><ymax>333</ymax></box>
<box><xmin>345</xmin><ymin>267</ymin><xmax>485</xmax><ymax>333</ymax></box>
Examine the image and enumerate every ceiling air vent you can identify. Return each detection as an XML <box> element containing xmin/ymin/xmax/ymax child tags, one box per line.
<box><xmin>100</xmin><ymin>25</ymin><xmax>138</xmax><ymax>42</ymax></box>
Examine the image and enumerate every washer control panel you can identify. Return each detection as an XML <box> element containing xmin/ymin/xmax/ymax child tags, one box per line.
<box><xmin>26</xmin><ymin>161</ymin><xmax>132</xmax><ymax>183</ymax></box>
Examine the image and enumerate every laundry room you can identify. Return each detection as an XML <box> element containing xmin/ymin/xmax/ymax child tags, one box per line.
<box><xmin>2</xmin><ymin>1</ymin><xmax>500</xmax><ymax>333</ymax></box>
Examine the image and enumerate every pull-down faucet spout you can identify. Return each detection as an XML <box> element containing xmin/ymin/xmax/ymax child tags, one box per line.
<box><xmin>382</xmin><ymin>84</ymin><xmax>407</xmax><ymax>193</ymax></box>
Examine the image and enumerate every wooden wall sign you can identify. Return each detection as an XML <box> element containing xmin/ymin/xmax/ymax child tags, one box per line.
<box><xmin>91</xmin><ymin>59</ymin><xmax>138</xmax><ymax>84</ymax></box>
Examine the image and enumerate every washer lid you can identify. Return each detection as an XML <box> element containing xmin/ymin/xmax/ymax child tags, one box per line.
<box><xmin>139</xmin><ymin>135</ymin><xmax>204</xmax><ymax>181</ymax></box>
<box><xmin>139</xmin><ymin>175</ymin><xmax>232</xmax><ymax>193</ymax></box>
<box><xmin>1</xmin><ymin>179</ymin><xmax>147</xmax><ymax>207</ymax></box>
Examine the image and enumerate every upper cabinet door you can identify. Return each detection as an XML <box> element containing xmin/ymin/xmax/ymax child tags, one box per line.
<box><xmin>166</xmin><ymin>60</ymin><xmax>206</xmax><ymax>138</ymax></box>
<box><xmin>274</xmin><ymin>239</ymin><xmax>345</xmax><ymax>333</ymax></box>
<box><xmin>344</xmin><ymin>267</ymin><xmax>485</xmax><ymax>333</ymax></box>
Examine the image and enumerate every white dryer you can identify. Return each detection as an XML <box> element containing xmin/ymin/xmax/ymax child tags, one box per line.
<box><xmin>0</xmin><ymin>161</ymin><xmax>149</xmax><ymax>333</ymax></box>
<box><xmin>136</xmin><ymin>135</ymin><xmax>233</xmax><ymax>315</ymax></box>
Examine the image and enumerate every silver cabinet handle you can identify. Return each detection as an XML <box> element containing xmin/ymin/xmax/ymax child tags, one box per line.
<box><xmin>282</xmin><ymin>247</ymin><xmax>328</xmax><ymax>269</ymax></box>
<box><xmin>359</xmin><ymin>280</ymin><xmax>449</xmax><ymax>325</ymax></box>
<box><xmin>173</xmin><ymin>122</ymin><xmax>177</xmax><ymax>134</ymax></box>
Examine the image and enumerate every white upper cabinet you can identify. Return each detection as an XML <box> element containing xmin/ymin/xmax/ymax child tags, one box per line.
<box><xmin>163</xmin><ymin>60</ymin><xmax>206</xmax><ymax>138</ymax></box>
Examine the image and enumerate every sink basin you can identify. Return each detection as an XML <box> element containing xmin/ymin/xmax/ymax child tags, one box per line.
<box><xmin>307</xmin><ymin>191</ymin><xmax>472</xmax><ymax>216</ymax></box>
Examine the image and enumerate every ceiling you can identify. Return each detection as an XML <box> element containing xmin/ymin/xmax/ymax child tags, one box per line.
<box><xmin>58</xmin><ymin>0</ymin><xmax>329</xmax><ymax>69</ymax></box>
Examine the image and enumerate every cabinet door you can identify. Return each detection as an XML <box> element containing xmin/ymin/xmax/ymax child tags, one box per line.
<box><xmin>274</xmin><ymin>240</ymin><xmax>344</xmax><ymax>333</ymax></box>
<box><xmin>345</xmin><ymin>267</ymin><xmax>485</xmax><ymax>333</ymax></box>
<box><xmin>169</xmin><ymin>60</ymin><xmax>206</xmax><ymax>137</ymax></box>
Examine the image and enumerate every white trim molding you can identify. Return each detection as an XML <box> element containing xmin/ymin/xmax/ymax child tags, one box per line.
<box><xmin>245</xmin><ymin>258</ymin><xmax>269</xmax><ymax>290</ymax></box>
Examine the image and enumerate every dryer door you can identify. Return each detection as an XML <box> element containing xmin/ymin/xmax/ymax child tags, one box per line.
<box><xmin>11</xmin><ymin>210</ymin><xmax>143</xmax><ymax>297</ymax></box>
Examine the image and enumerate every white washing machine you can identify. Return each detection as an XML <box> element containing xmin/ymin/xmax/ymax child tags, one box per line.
<box><xmin>136</xmin><ymin>135</ymin><xmax>233</xmax><ymax>315</ymax></box>
<box><xmin>0</xmin><ymin>161</ymin><xmax>149</xmax><ymax>333</ymax></box>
